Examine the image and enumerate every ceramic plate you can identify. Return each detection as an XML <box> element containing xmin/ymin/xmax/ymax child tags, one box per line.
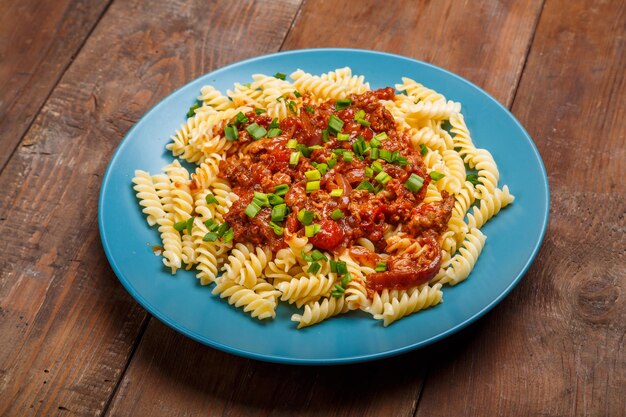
<box><xmin>99</xmin><ymin>49</ymin><xmax>549</xmax><ymax>364</ymax></box>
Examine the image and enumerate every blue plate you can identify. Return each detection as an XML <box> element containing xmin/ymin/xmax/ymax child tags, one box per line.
<box><xmin>99</xmin><ymin>49</ymin><xmax>549</xmax><ymax>364</ymax></box>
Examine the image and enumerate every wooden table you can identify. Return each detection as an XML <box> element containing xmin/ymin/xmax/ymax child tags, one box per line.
<box><xmin>1</xmin><ymin>0</ymin><xmax>624</xmax><ymax>415</ymax></box>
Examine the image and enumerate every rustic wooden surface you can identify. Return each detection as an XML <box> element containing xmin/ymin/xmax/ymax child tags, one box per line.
<box><xmin>0</xmin><ymin>0</ymin><xmax>623</xmax><ymax>416</ymax></box>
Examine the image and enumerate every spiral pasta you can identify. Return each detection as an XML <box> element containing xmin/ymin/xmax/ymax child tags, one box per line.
<box><xmin>133</xmin><ymin>67</ymin><xmax>514</xmax><ymax>328</ymax></box>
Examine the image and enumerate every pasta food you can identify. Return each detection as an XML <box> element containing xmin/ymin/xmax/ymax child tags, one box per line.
<box><xmin>132</xmin><ymin>68</ymin><xmax>514</xmax><ymax>327</ymax></box>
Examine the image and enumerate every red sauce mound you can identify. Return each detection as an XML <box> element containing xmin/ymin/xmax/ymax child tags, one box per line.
<box><xmin>219</xmin><ymin>88</ymin><xmax>453</xmax><ymax>291</ymax></box>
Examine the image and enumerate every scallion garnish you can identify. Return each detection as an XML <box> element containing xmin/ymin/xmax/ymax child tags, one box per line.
<box><xmin>267</xmin><ymin>193</ymin><xmax>284</xmax><ymax>205</ymax></box>
<box><xmin>305</xmin><ymin>169</ymin><xmax>321</xmax><ymax>181</ymax></box>
<box><xmin>287</xmin><ymin>100</ymin><xmax>297</xmax><ymax>114</ymax></box>
<box><xmin>274</xmin><ymin>184</ymin><xmax>289</xmax><ymax>196</ymax></box>
<box><xmin>466</xmin><ymin>173</ymin><xmax>480</xmax><ymax>185</ymax></box>
<box><xmin>269</xmin><ymin>118</ymin><xmax>280</xmax><ymax>129</ymax></box>
<box><xmin>374</xmin><ymin>132</ymin><xmax>388</xmax><ymax>141</ymax></box>
<box><xmin>371</xmin><ymin>161</ymin><xmax>383</xmax><ymax>173</ymax></box>
<box><xmin>267</xmin><ymin>128</ymin><xmax>282</xmax><ymax>138</ymax></box>
<box><xmin>370</xmin><ymin>137</ymin><xmax>381</xmax><ymax>148</ymax></box>
<box><xmin>355</xmin><ymin>180</ymin><xmax>374</xmax><ymax>192</ymax></box>
<box><xmin>289</xmin><ymin>151</ymin><xmax>301</xmax><ymax>166</ymax></box>
<box><xmin>216</xmin><ymin>222</ymin><xmax>229</xmax><ymax>238</ymax></box>
<box><xmin>375</xmin><ymin>262</ymin><xmax>387</xmax><ymax>272</ymax></box>
<box><xmin>245</xmin><ymin>123</ymin><xmax>267</xmax><ymax>140</ymax></box>
<box><xmin>187</xmin><ymin>101</ymin><xmax>201</xmax><ymax>117</ymax></box>
<box><xmin>305</xmin><ymin>105</ymin><xmax>315</xmax><ymax>114</ymax></box>
<box><xmin>271</xmin><ymin>204</ymin><xmax>287</xmax><ymax>222</ymax></box>
<box><xmin>245</xmin><ymin>202</ymin><xmax>262</xmax><ymax>218</ymax></box>
<box><xmin>235</xmin><ymin>112</ymin><xmax>248</xmax><ymax>124</ymax></box>
<box><xmin>337</xmin><ymin>133</ymin><xmax>350</xmax><ymax>141</ymax></box>
<box><xmin>370</xmin><ymin>148</ymin><xmax>379</xmax><ymax>159</ymax></box>
<box><xmin>274</xmin><ymin>72</ymin><xmax>287</xmax><ymax>80</ymax></box>
<box><xmin>173</xmin><ymin>221</ymin><xmax>187</xmax><ymax>232</ymax></box>
<box><xmin>311</xmin><ymin>250</ymin><xmax>328</xmax><ymax>262</ymax></box>
<box><xmin>343</xmin><ymin>151</ymin><xmax>353</xmax><ymax>162</ymax></box>
<box><xmin>298</xmin><ymin>209</ymin><xmax>314</xmax><ymax>226</ymax></box>
<box><xmin>286</xmin><ymin>139</ymin><xmax>298</xmax><ymax>149</ymax></box>
<box><xmin>205</xmin><ymin>193</ymin><xmax>220</xmax><ymax>205</ymax></box>
<box><xmin>269</xmin><ymin>221</ymin><xmax>284</xmax><ymax>236</ymax></box>
<box><xmin>420</xmin><ymin>143</ymin><xmax>428</xmax><ymax>156</ymax></box>
<box><xmin>293</xmin><ymin>90</ymin><xmax>302</xmax><ymax>98</ymax></box>
<box><xmin>253</xmin><ymin>192</ymin><xmax>269</xmax><ymax>207</ymax></box>
<box><xmin>379</xmin><ymin>149</ymin><xmax>392</xmax><ymax>162</ymax></box>
<box><xmin>223</xmin><ymin>228</ymin><xmax>234</xmax><ymax>243</ymax></box>
<box><xmin>306</xmin><ymin>181</ymin><xmax>320</xmax><ymax>193</ymax></box>
<box><xmin>185</xmin><ymin>217</ymin><xmax>194</xmax><ymax>235</ymax></box>
<box><xmin>327</xmin><ymin>156</ymin><xmax>337</xmax><ymax>168</ymax></box>
<box><xmin>254</xmin><ymin>108</ymin><xmax>266</xmax><ymax>115</ymax></box>
<box><xmin>331</xmin><ymin>209</ymin><xmax>344</xmax><ymax>220</ymax></box>
<box><xmin>328</xmin><ymin>114</ymin><xmax>344</xmax><ymax>134</ymax></box>
<box><xmin>354</xmin><ymin>110</ymin><xmax>365</xmax><ymax>120</ymax></box>
<box><xmin>329</xmin><ymin>188</ymin><xmax>343</xmax><ymax>197</ymax></box>
<box><xmin>356</xmin><ymin>118</ymin><xmax>370</xmax><ymax>127</ymax></box>
<box><xmin>365</xmin><ymin>167</ymin><xmax>374</xmax><ymax>177</ymax></box>
<box><xmin>335</xmin><ymin>99</ymin><xmax>352</xmax><ymax>110</ymax></box>
<box><xmin>430</xmin><ymin>171</ymin><xmax>446</xmax><ymax>180</ymax></box>
<box><xmin>305</xmin><ymin>223</ymin><xmax>321</xmax><ymax>237</ymax></box>
<box><xmin>312</xmin><ymin>162</ymin><xmax>329</xmax><ymax>176</ymax></box>
<box><xmin>322</xmin><ymin>129</ymin><xmax>329</xmax><ymax>142</ymax></box>
<box><xmin>405</xmin><ymin>173</ymin><xmax>424</xmax><ymax>193</ymax></box>
<box><xmin>203</xmin><ymin>232</ymin><xmax>218</xmax><ymax>242</ymax></box>
<box><xmin>224</xmin><ymin>125</ymin><xmax>238</xmax><ymax>141</ymax></box>
<box><xmin>375</xmin><ymin>171</ymin><xmax>391</xmax><ymax>185</ymax></box>
<box><xmin>308</xmin><ymin>261</ymin><xmax>321</xmax><ymax>274</ymax></box>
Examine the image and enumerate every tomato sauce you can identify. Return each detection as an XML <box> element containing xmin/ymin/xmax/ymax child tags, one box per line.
<box><xmin>219</xmin><ymin>88</ymin><xmax>454</xmax><ymax>290</ymax></box>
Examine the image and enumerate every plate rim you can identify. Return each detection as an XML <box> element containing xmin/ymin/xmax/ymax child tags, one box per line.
<box><xmin>98</xmin><ymin>48</ymin><xmax>550</xmax><ymax>365</ymax></box>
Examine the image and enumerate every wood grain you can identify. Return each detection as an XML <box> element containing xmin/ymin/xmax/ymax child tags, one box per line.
<box><xmin>283</xmin><ymin>0</ymin><xmax>545</xmax><ymax>107</ymax></box>
<box><xmin>415</xmin><ymin>0</ymin><xmax>626</xmax><ymax>416</ymax></box>
<box><xmin>0</xmin><ymin>0</ymin><xmax>111</xmax><ymax>171</ymax></box>
<box><xmin>0</xmin><ymin>0</ymin><xmax>302</xmax><ymax>416</ymax></box>
<box><xmin>104</xmin><ymin>1</ymin><xmax>545</xmax><ymax>416</ymax></box>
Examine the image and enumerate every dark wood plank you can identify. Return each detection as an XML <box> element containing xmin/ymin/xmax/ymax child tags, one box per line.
<box><xmin>0</xmin><ymin>0</ymin><xmax>111</xmax><ymax>171</ymax></box>
<box><xmin>0</xmin><ymin>0</ymin><xmax>303</xmax><ymax>416</ymax></box>
<box><xmin>105</xmin><ymin>1</ymin><xmax>545</xmax><ymax>416</ymax></box>
<box><xmin>415</xmin><ymin>0</ymin><xmax>626</xmax><ymax>416</ymax></box>
<box><xmin>283</xmin><ymin>0</ymin><xmax>545</xmax><ymax>107</ymax></box>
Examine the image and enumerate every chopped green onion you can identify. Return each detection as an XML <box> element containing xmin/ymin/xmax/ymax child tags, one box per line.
<box><xmin>235</xmin><ymin>112</ymin><xmax>248</xmax><ymax>124</ymax></box>
<box><xmin>274</xmin><ymin>184</ymin><xmax>289</xmax><ymax>196</ymax></box>
<box><xmin>245</xmin><ymin>123</ymin><xmax>267</xmax><ymax>140</ymax></box>
<box><xmin>203</xmin><ymin>232</ymin><xmax>218</xmax><ymax>242</ymax></box>
<box><xmin>187</xmin><ymin>101</ymin><xmax>201</xmax><ymax>117</ymax></box>
<box><xmin>301</xmin><ymin>251</ymin><xmax>314</xmax><ymax>262</ymax></box>
<box><xmin>253</xmin><ymin>192</ymin><xmax>269</xmax><ymax>207</ymax></box>
<box><xmin>286</xmin><ymin>139</ymin><xmax>298</xmax><ymax>149</ymax></box>
<box><xmin>311</xmin><ymin>250</ymin><xmax>328</xmax><ymax>262</ymax></box>
<box><xmin>287</xmin><ymin>100</ymin><xmax>297</xmax><ymax>114</ymax></box>
<box><xmin>222</xmin><ymin>228</ymin><xmax>234</xmax><ymax>243</ymax></box>
<box><xmin>331</xmin><ymin>209</ymin><xmax>344</xmax><ymax>220</ymax></box>
<box><xmin>356</xmin><ymin>180</ymin><xmax>374</xmax><ymax>192</ymax></box>
<box><xmin>295</xmin><ymin>144</ymin><xmax>312</xmax><ymax>157</ymax></box>
<box><xmin>254</xmin><ymin>108</ymin><xmax>266</xmax><ymax>115</ymax></box>
<box><xmin>322</xmin><ymin>129</ymin><xmax>329</xmax><ymax>142</ymax></box>
<box><xmin>390</xmin><ymin>151</ymin><xmax>400</xmax><ymax>163</ymax></box>
<box><xmin>396</xmin><ymin>156</ymin><xmax>408</xmax><ymax>166</ymax></box>
<box><xmin>342</xmin><ymin>151</ymin><xmax>353</xmax><ymax>162</ymax></box>
<box><xmin>306</xmin><ymin>181</ymin><xmax>320</xmax><ymax>193</ymax></box>
<box><xmin>245</xmin><ymin>202</ymin><xmax>262</xmax><ymax>218</ymax></box>
<box><xmin>309</xmin><ymin>145</ymin><xmax>323</xmax><ymax>150</ymax></box>
<box><xmin>335</xmin><ymin>99</ymin><xmax>352</xmax><ymax>110</ymax></box>
<box><xmin>375</xmin><ymin>171</ymin><xmax>391</xmax><ymax>185</ymax></box>
<box><xmin>364</xmin><ymin>167</ymin><xmax>374</xmax><ymax>177</ymax></box>
<box><xmin>375</xmin><ymin>262</ymin><xmax>387</xmax><ymax>272</ymax></box>
<box><xmin>327</xmin><ymin>157</ymin><xmax>337</xmax><ymax>168</ymax></box>
<box><xmin>205</xmin><ymin>193</ymin><xmax>219</xmax><ymax>205</ymax></box>
<box><xmin>371</xmin><ymin>161</ymin><xmax>383</xmax><ymax>173</ymax></box>
<box><xmin>374</xmin><ymin>132</ymin><xmax>388</xmax><ymax>141</ymax></box>
<box><xmin>185</xmin><ymin>217</ymin><xmax>194</xmax><ymax>235</ymax></box>
<box><xmin>356</xmin><ymin>118</ymin><xmax>370</xmax><ymax>127</ymax></box>
<box><xmin>466</xmin><ymin>173</ymin><xmax>480</xmax><ymax>185</ymax></box>
<box><xmin>216</xmin><ymin>222</ymin><xmax>229</xmax><ymax>238</ymax></box>
<box><xmin>328</xmin><ymin>114</ymin><xmax>344</xmax><ymax>134</ymax></box>
<box><xmin>305</xmin><ymin>224</ymin><xmax>321</xmax><ymax>237</ymax></box>
<box><xmin>312</xmin><ymin>162</ymin><xmax>329</xmax><ymax>176</ymax></box>
<box><xmin>331</xmin><ymin>289</ymin><xmax>344</xmax><ymax>298</ymax></box>
<box><xmin>420</xmin><ymin>143</ymin><xmax>428</xmax><ymax>156</ymax></box>
<box><xmin>337</xmin><ymin>133</ymin><xmax>350</xmax><ymax>141</ymax></box>
<box><xmin>173</xmin><ymin>221</ymin><xmax>187</xmax><ymax>232</ymax></box>
<box><xmin>274</xmin><ymin>72</ymin><xmax>286</xmax><ymax>80</ymax></box>
<box><xmin>204</xmin><ymin>219</ymin><xmax>218</xmax><ymax>231</ymax></box>
<box><xmin>369</xmin><ymin>147</ymin><xmax>379</xmax><ymax>159</ymax></box>
<box><xmin>293</xmin><ymin>90</ymin><xmax>302</xmax><ymax>98</ymax></box>
<box><xmin>224</xmin><ymin>125</ymin><xmax>238</xmax><ymax>141</ymax></box>
<box><xmin>271</xmin><ymin>204</ymin><xmax>287</xmax><ymax>222</ymax></box>
<box><xmin>354</xmin><ymin>109</ymin><xmax>365</xmax><ymax>120</ymax></box>
<box><xmin>341</xmin><ymin>274</ymin><xmax>352</xmax><ymax>286</ymax></box>
<box><xmin>308</xmin><ymin>261</ymin><xmax>321</xmax><ymax>274</ymax></box>
<box><xmin>379</xmin><ymin>149</ymin><xmax>392</xmax><ymax>162</ymax></box>
<box><xmin>289</xmin><ymin>151</ymin><xmax>301</xmax><ymax>166</ymax></box>
<box><xmin>430</xmin><ymin>171</ymin><xmax>446</xmax><ymax>180</ymax></box>
<box><xmin>329</xmin><ymin>188</ymin><xmax>343</xmax><ymax>197</ymax></box>
<box><xmin>335</xmin><ymin>261</ymin><xmax>348</xmax><ymax>275</ymax></box>
<box><xmin>269</xmin><ymin>221</ymin><xmax>284</xmax><ymax>236</ymax></box>
<box><xmin>353</xmin><ymin>136</ymin><xmax>367</xmax><ymax>155</ymax></box>
<box><xmin>267</xmin><ymin>193</ymin><xmax>284</xmax><ymax>205</ymax></box>
<box><xmin>305</xmin><ymin>169</ymin><xmax>321</xmax><ymax>181</ymax></box>
<box><xmin>269</xmin><ymin>118</ymin><xmax>279</xmax><ymax>129</ymax></box>
<box><xmin>267</xmin><ymin>128</ymin><xmax>282</xmax><ymax>138</ymax></box>
<box><xmin>405</xmin><ymin>173</ymin><xmax>424</xmax><ymax>193</ymax></box>
<box><xmin>305</xmin><ymin>105</ymin><xmax>315</xmax><ymax>114</ymax></box>
<box><xmin>298</xmin><ymin>209</ymin><xmax>314</xmax><ymax>226</ymax></box>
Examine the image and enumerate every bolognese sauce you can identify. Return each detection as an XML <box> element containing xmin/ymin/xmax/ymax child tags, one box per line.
<box><xmin>219</xmin><ymin>88</ymin><xmax>454</xmax><ymax>291</ymax></box>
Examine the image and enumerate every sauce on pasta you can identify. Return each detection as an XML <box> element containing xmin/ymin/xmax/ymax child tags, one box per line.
<box><xmin>219</xmin><ymin>88</ymin><xmax>454</xmax><ymax>290</ymax></box>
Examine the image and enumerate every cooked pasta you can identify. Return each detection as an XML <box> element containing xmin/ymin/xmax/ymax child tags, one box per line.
<box><xmin>132</xmin><ymin>68</ymin><xmax>513</xmax><ymax>326</ymax></box>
